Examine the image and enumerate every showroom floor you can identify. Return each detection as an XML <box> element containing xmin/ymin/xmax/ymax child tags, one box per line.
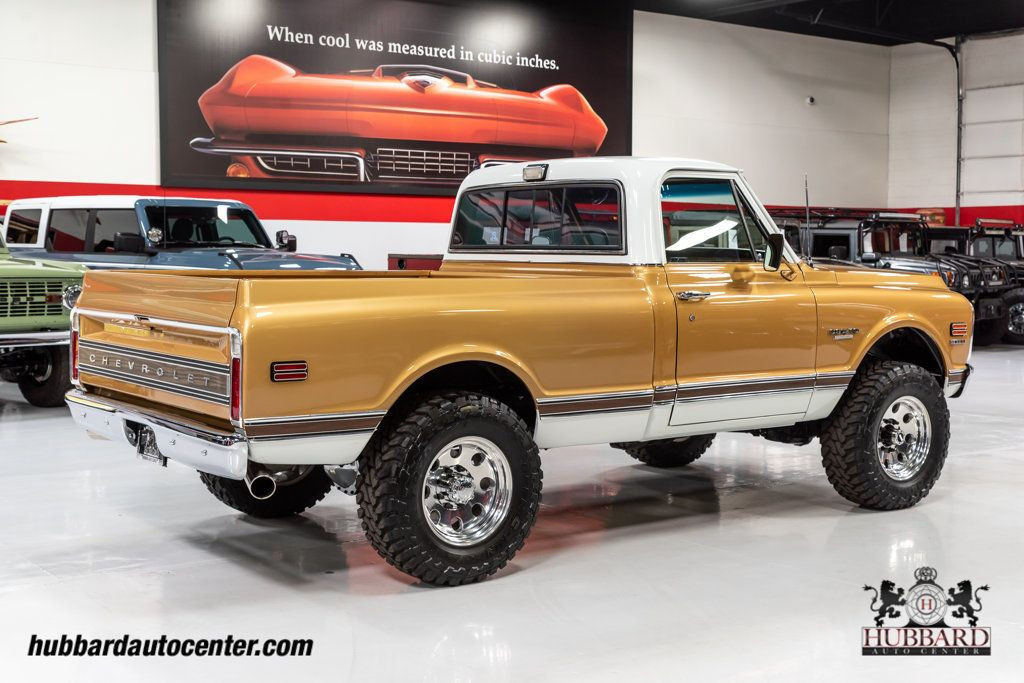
<box><xmin>1</xmin><ymin>347</ymin><xmax>1021</xmax><ymax>681</ymax></box>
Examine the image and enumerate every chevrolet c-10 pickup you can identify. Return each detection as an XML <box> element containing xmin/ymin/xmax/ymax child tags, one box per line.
<box><xmin>65</xmin><ymin>157</ymin><xmax>974</xmax><ymax>585</ymax></box>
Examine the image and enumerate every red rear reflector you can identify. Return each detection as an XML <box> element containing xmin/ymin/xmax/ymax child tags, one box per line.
<box><xmin>230</xmin><ymin>357</ymin><xmax>242</xmax><ymax>422</ymax></box>
<box><xmin>70</xmin><ymin>329</ymin><xmax>79</xmax><ymax>381</ymax></box>
<box><xmin>271</xmin><ymin>361</ymin><xmax>308</xmax><ymax>382</ymax></box>
<box><xmin>950</xmin><ymin>322</ymin><xmax>969</xmax><ymax>337</ymax></box>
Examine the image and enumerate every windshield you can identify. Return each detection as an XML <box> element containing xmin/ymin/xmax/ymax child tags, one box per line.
<box><xmin>143</xmin><ymin>205</ymin><xmax>270</xmax><ymax>248</ymax></box>
<box><xmin>974</xmin><ymin>236</ymin><xmax>1021</xmax><ymax>259</ymax></box>
<box><xmin>864</xmin><ymin>225</ymin><xmax>925</xmax><ymax>255</ymax></box>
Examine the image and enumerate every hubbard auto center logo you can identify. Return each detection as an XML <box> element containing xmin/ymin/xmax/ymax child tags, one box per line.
<box><xmin>862</xmin><ymin>567</ymin><xmax>991</xmax><ymax>656</ymax></box>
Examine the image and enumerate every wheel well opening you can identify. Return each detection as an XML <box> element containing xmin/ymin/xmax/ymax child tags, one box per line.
<box><xmin>395</xmin><ymin>361</ymin><xmax>536</xmax><ymax>431</ymax></box>
<box><xmin>863</xmin><ymin>327</ymin><xmax>945</xmax><ymax>382</ymax></box>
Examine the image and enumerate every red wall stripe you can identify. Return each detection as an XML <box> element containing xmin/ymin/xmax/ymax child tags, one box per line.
<box><xmin>0</xmin><ymin>179</ymin><xmax>455</xmax><ymax>223</ymax></box>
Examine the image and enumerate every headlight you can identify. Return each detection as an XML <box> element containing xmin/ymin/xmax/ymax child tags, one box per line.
<box><xmin>62</xmin><ymin>284</ymin><xmax>83</xmax><ymax>311</ymax></box>
<box><xmin>962</xmin><ymin>274</ymin><xmax>970</xmax><ymax>287</ymax></box>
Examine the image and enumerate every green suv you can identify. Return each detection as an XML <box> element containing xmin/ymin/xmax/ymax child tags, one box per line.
<box><xmin>0</xmin><ymin>227</ymin><xmax>85</xmax><ymax>406</ymax></box>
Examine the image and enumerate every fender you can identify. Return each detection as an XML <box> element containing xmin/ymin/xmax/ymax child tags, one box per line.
<box><xmin>849</xmin><ymin>315</ymin><xmax>949</xmax><ymax>378</ymax></box>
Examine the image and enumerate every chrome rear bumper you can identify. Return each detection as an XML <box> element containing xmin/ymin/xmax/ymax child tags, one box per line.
<box><xmin>66</xmin><ymin>390</ymin><xmax>248</xmax><ymax>479</ymax></box>
<box><xmin>65</xmin><ymin>390</ymin><xmax>372</xmax><ymax>479</ymax></box>
<box><xmin>0</xmin><ymin>330</ymin><xmax>69</xmax><ymax>348</ymax></box>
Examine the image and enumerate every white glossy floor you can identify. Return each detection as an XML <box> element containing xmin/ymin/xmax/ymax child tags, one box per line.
<box><xmin>1</xmin><ymin>347</ymin><xmax>1022</xmax><ymax>681</ymax></box>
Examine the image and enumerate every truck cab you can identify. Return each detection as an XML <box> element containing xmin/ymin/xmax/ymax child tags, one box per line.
<box><xmin>3</xmin><ymin>196</ymin><xmax>361</xmax><ymax>271</ymax></box>
<box><xmin>64</xmin><ymin>157</ymin><xmax>974</xmax><ymax>586</ymax></box>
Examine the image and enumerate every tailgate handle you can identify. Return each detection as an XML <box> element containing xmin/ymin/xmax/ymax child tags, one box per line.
<box><xmin>676</xmin><ymin>291</ymin><xmax>712</xmax><ymax>301</ymax></box>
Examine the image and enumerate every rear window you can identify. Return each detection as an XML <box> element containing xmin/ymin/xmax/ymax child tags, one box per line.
<box><xmin>451</xmin><ymin>184</ymin><xmax>622</xmax><ymax>251</ymax></box>
<box><xmin>6</xmin><ymin>208</ymin><xmax>42</xmax><ymax>244</ymax></box>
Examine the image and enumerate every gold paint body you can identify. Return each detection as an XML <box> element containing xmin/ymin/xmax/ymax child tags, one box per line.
<box><xmin>74</xmin><ymin>259</ymin><xmax>972</xmax><ymax>430</ymax></box>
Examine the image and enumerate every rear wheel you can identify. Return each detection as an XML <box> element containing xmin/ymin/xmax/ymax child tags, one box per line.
<box><xmin>357</xmin><ymin>391</ymin><xmax>542</xmax><ymax>586</ymax></box>
<box><xmin>1002</xmin><ymin>288</ymin><xmax>1024</xmax><ymax>345</ymax></box>
<box><xmin>820</xmin><ymin>361</ymin><xmax>949</xmax><ymax>510</ymax></box>
<box><xmin>18</xmin><ymin>347</ymin><xmax>71</xmax><ymax>408</ymax></box>
<box><xmin>199</xmin><ymin>466</ymin><xmax>333</xmax><ymax>518</ymax></box>
<box><xmin>613</xmin><ymin>435</ymin><xmax>715</xmax><ymax>468</ymax></box>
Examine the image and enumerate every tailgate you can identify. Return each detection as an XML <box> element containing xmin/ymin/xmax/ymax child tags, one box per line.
<box><xmin>74</xmin><ymin>271</ymin><xmax>241</xmax><ymax>424</ymax></box>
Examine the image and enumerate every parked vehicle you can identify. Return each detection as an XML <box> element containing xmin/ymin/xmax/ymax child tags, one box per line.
<box><xmin>771</xmin><ymin>209</ymin><xmax>1013</xmax><ymax>345</ymax></box>
<box><xmin>0</xmin><ymin>211</ymin><xmax>84</xmax><ymax>406</ymax></box>
<box><xmin>970</xmin><ymin>218</ymin><xmax>1024</xmax><ymax>344</ymax></box>
<box><xmin>191</xmin><ymin>56</ymin><xmax>607</xmax><ymax>184</ymax></box>
<box><xmin>66</xmin><ymin>158</ymin><xmax>973</xmax><ymax>585</ymax></box>
<box><xmin>3</xmin><ymin>196</ymin><xmax>361</xmax><ymax>271</ymax></box>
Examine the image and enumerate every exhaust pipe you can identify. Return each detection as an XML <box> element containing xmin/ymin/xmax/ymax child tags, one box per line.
<box><xmin>245</xmin><ymin>466</ymin><xmax>285</xmax><ymax>500</ymax></box>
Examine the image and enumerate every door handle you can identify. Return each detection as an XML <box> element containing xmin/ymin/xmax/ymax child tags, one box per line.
<box><xmin>676</xmin><ymin>290</ymin><xmax>712</xmax><ymax>301</ymax></box>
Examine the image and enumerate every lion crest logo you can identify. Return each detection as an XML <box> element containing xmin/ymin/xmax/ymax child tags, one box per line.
<box><xmin>864</xmin><ymin>567</ymin><xmax>989</xmax><ymax>628</ymax></box>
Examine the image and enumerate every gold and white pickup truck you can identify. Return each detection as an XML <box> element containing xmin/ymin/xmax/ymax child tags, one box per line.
<box><xmin>66</xmin><ymin>158</ymin><xmax>973</xmax><ymax>585</ymax></box>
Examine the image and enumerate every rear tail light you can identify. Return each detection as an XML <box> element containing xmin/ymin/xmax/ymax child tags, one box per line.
<box><xmin>950</xmin><ymin>322</ymin><xmax>969</xmax><ymax>337</ymax></box>
<box><xmin>230</xmin><ymin>356</ymin><xmax>242</xmax><ymax>423</ymax></box>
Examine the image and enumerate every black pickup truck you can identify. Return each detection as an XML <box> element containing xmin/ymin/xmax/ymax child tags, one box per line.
<box><xmin>771</xmin><ymin>209</ymin><xmax>1018</xmax><ymax>345</ymax></box>
<box><xmin>970</xmin><ymin>218</ymin><xmax>1024</xmax><ymax>344</ymax></box>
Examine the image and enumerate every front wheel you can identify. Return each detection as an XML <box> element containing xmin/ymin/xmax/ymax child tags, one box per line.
<box><xmin>18</xmin><ymin>346</ymin><xmax>71</xmax><ymax>408</ymax></box>
<box><xmin>1002</xmin><ymin>288</ymin><xmax>1024</xmax><ymax>345</ymax></box>
<box><xmin>357</xmin><ymin>392</ymin><xmax>542</xmax><ymax>586</ymax></box>
<box><xmin>820</xmin><ymin>361</ymin><xmax>949</xmax><ymax>510</ymax></box>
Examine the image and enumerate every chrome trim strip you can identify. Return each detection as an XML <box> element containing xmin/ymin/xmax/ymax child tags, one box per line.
<box><xmin>75</xmin><ymin>308</ymin><xmax>234</xmax><ymax>336</ymax></box>
<box><xmin>536</xmin><ymin>389</ymin><xmax>655</xmax><ymax>405</ymax></box>
<box><xmin>256</xmin><ymin>154</ymin><xmax>365</xmax><ymax>181</ymax></box>
<box><xmin>244</xmin><ymin>410</ymin><xmax>387</xmax><ymax>426</ymax></box>
<box><xmin>77</xmin><ymin>365</ymin><xmax>230</xmax><ymax>405</ymax></box>
<box><xmin>79</xmin><ymin>339</ymin><xmax>229</xmax><ymax>374</ymax></box>
<box><xmin>248</xmin><ymin>428</ymin><xmax>376</xmax><ymax>442</ymax></box>
<box><xmin>676</xmin><ymin>374</ymin><xmax>817</xmax><ymax>390</ymax></box>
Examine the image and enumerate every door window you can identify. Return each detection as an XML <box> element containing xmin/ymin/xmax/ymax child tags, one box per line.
<box><xmin>661</xmin><ymin>179</ymin><xmax>755</xmax><ymax>262</ymax></box>
<box><xmin>92</xmin><ymin>210</ymin><xmax>140</xmax><ymax>252</ymax></box>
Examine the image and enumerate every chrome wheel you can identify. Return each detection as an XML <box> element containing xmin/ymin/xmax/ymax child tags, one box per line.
<box><xmin>1008</xmin><ymin>302</ymin><xmax>1024</xmax><ymax>336</ymax></box>
<box><xmin>422</xmin><ymin>436</ymin><xmax>512</xmax><ymax>547</ymax></box>
<box><xmin>875</xmin><ymin>395</ymin><xmax>932</xmax><ymax>481</ymax></box>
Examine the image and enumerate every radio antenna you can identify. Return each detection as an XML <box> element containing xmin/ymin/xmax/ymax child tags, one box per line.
<box><xmin>802</xmin><ymin>173</ymin><xmax>811</xmax><ymax>260</ymax></box>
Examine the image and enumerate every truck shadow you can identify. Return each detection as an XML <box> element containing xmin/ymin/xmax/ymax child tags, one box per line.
<box><xmin>179</xmin><ymin>461</ymin><xmax>839</xmax><ymax>591</ymax></box>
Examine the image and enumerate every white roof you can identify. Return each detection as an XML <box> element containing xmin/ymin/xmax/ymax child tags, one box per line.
<box><xmin>461</xmin><ymin>156</ymin><xmax>740</xmax><ymax>191</ymax></box>
<box><xmin>5</xmin><ymin>195</ymin><xmax>248</xmax><ymax>210</ymax></box>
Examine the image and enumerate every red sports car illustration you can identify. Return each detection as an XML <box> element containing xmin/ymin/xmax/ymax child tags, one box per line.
<box><xmin>190</xmin><ymin>55</ymin><xmax>608</xmax><ymax>184</ymax></box>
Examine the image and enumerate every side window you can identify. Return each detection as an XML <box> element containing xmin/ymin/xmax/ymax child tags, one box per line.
<box><xmin>451</xmin><ymin>184</ymin><xmax>622</xmax><ymax>251</ymax></box>
<box><xmin>47</xmin><ymin>209</ymin><xmax>89</xmax><ymax>252</ymax></box>
<box><xmin>6</xmin><ymin>209</ymin><xmax>42</xmax><ymax>244</ymax></box>
<box><xmin>92</xmin><ymin>210</ymin><xmax>139</xmax><ymax>252</ymax></box>
<box><xmin>661</xmin><ymin>179</ymin><xmax>754</xmax><ymax>263</ymax></box>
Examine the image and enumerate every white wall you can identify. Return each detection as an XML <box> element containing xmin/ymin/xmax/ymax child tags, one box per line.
<box><xmin>632</xmin><ymin>11</ymin><xmax>891</xmax><ymax>208</ymax></box>
<box><xmin>887</xmin><ymin>42</ymin><xmax>957</xmax><ymax>208</ymax></box>
<box><xmin>0</xmin><ymin>0</ymin><xmax>159</xmax><ymax>184</ymax></box>
<box><xmin>961</xmin><ymin>33</ymin><xmax>1024</xmax><ymax>208</ymax></box>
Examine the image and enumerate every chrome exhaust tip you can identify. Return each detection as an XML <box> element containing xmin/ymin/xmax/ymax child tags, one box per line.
<box><xmin>245</xmin><ymin>471</ymin><xmax>278</xmax><ymax>500</ymax></box>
